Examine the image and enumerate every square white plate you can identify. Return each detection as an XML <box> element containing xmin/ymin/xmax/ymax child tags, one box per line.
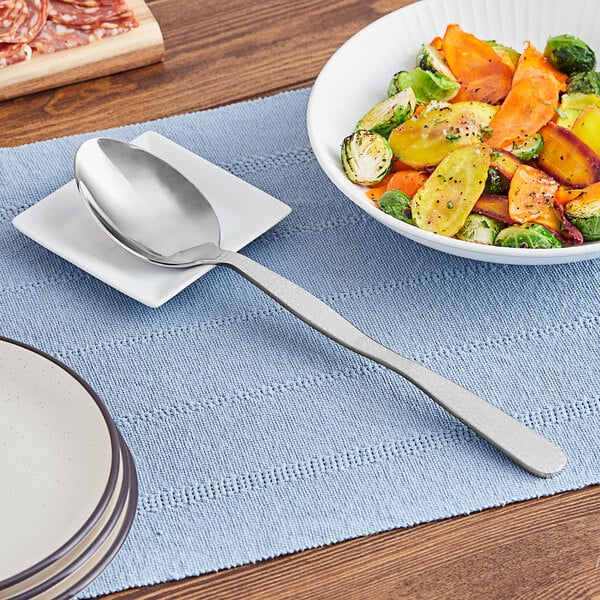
<box><xmin>12</xmin><ymin>131</ymin><xmax>291</xmax><ymax>307</ymax></box>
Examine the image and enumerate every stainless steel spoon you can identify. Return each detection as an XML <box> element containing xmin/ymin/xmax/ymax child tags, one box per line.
<box><xmin>74</xmin><ymin>137</ymin><xmax>567</xmax><ymax>478</ymax></box>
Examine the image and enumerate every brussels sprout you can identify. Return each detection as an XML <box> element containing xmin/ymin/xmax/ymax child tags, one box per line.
<box><xmin>456</xmin><ymin>214</ymin><xmax>505</xmax><ymax>245</ymax></box>
<box><xmin>544</xmin><ymin>34</ymin><xmax>596</xmax><ymax>75</ymax></box>
<box><xmin>494</xmin><ymin>223</ymin><xmax>563</xmax><ymax>248</ymax></box>
<box><xmin>486</xmin><ymin>41</ymin><xmax>520</xmax><ymax>67</ymax></box>
<box><xmin>564</xmin><ymin>195</ymin><xmax>600</xmax><ymax>240</ymax></box>
<box><xmin>388</xmin><ymin>67</ymin><xmax>460</xmax><ymax>103</ymax></box>
<box><xmin>566</xmin><ymin>70</ymin><xmax>600</xmax><ymax>95</ymax></box>
<box><xmin>356</xmin><ymin>88</ymin><xmax>417</xmax><ymax>137</ymax></box>
<box><xmin>416</xmin><ymin>44</ymin><xmax>457</xmax><ymax>81</ymax></box>
<box><xmin>506</xmin><ymin>134</ymin><xmax>544</xmax><ymax>161</ymax></box>
<box><xmin>555</xmin><ymin>92</ymin><xmax>600</xmax><ymax>128</ymax></box>
<box><xmin>484</xmin><ymin>167</ymin><xmax>510</xmax><ymax>195</ymax></box>
<box><xmin>378</xmin><ymin>189</ymin><xmax>414</xmax><ymax>224</ymax></box>
<box><xmin>341</xmin><ymin>130</ymin><xmax>393</xmax><ymax>186</ymax></box>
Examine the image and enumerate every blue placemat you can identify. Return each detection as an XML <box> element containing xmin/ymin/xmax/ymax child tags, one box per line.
<box><xmin>1</xmin><ymin>88</ymin><xmax>599</xmax><ymax>598</ymax></box>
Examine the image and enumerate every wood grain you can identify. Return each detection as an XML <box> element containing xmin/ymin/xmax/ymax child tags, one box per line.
<box><xmin>0</xmin><ymin>0</ymin><xmax>164</xmax><ymax>102</ymax></box>
<box><xmin>108</xmin><ymin>486</ymin><xmax>600</xmax><ymax>600</ymax></box>
<box><xmin>2</xmin><ymin>1</ymin><xmax>599</xmax><ymax>598</ymax></box>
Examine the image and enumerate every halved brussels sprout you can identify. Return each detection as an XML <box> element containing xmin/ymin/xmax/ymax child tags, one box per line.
<box><xmin>494</xmin><ymin>223</ymin><xmax>563</xmax><ymax>248</ymax></box>
<box><xmin>484</xmin><ymin>167</ymin><xmax>510</xmax><ymax>195</ymax></box>
<box><xmin>341</xmin><ymin>130</ymin><xmax>393</xmax><ymax>186</ymax></box>
<box><xmin>378</xmin><ymin>189</ymin><xmax>414</xmax><ymax>224</ymax></box>
<box><xmin>564</xmin><ymin>194</ymin><xmax>600</xmax><ymax>240</ymax></box>
<box><xmin>486</xmin><ymin>41</ymin><xmax>520</xmax><ymax>67</ymax></box>
<box><xmin>456</xmin><ymin>214</ymin><xmax>505</xmax><ymax>245</ymax></box>
<box><xmin>356</xmin><ymin>88</ymin><xmax>417</xmax><ymax>137</ymax></box>
<box><xmin>567</xmin><ymin>70</ymin><xmax>600</xmax><ymax>95</ymax></box>
<box><xmin>416</xmin><ymin>44</ymin><xmax>457</xmax><ymax>81</ymax></box>
<box><xmin>506</xmin><ymin>134</ymin><xmax>544</xmax><ymax>161</ymax></box>
<box><xmin>544</xmin><ymin>34</ymin><xmax>596</xmax><ymax>75</ymax></box>
<box><xmin>555</xmin><ymin>93</ymin><xmax>600</xmax><ymax>129</ymax></box>
<box><xmin>388</xmin><ymin>67</ymin><xmax>460</xmax><ymax>103</ymax></box>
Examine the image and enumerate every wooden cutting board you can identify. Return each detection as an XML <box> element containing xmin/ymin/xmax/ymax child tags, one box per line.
<box><xmin>0</xmin><ymin>0</ymin><xmax>164</xmax><ymax>101</ymax></box>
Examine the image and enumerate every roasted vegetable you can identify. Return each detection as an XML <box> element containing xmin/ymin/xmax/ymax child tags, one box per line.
<box><xmin>484</xmin><ymin>167</ymin><xmax>510</xmax><ymax>195</ymax></box>
<box><xmin>564</xmin><ymin>182</ymin><xmax>600</xmax><ymax>240</ymax></box>
<box><xmin>567</xmin><ymin>70</ymin><xmax>600</xmax><ymax>95</ymax></box>
<box><xmin>571</xmin><ymin>105</ymin><xmax>600</xmax><ymax>156</ymax></box>
<box><xmin>537</xmin><ymin>122</ymin><xmax>600</xmax><ymax>188</ymax></box>
<box><xmin>411</xmin><ymin>145</ymin><xmax>490</xmax><ymax>236</ymax></box>
<box><xmin>441</xmin><ymin>23</ymin><xmax>514</xmax><ymax>104</ymax></box>
<box><xmin>416</xmin><ymin>44</ymin><xmax>457</xmax><ymax>81</ymax></box>
<box><xmin>387</xmin><ymin>67</ymin><xmax>459</xmax><ymax>103</ymax></box>
<box><xmin>456</xmin><ymin>214</ymin><xmax>505</xmax><ymax>244</ymax></box>
<box><xmin>472</xmin><ymin>194</ymin><xmax>513</xmax><ymax>224</ymax></box>
<box><xmin>378</xmin><ymin>189</ymin><xmax>414</xmax><ymax>224</ymax></box>
<box><xmin>486</xmin><ymin>43</ymin><xmax>564</xmax><ymax>148</ymax></box>
<box><xmin>494</xmin><ymin>223</ymin><xmax>563</xmax><ymax>248</ymax></box>
<box><xmin>341</xmin><ymin>130</ymin><xmax>393</xmax><ymax>185</ymax></box>
<box><xmin>486</xmin><ymin>41</ymin><xmax>520</xmax><ymax>67</ymax></box>
<box><xmin>489</xmin><ymin>148</ymin><xmax>522</xmax><ymax>180</ymax></box>
<box><xmin>555</xmin><ymin>93</ymin><xmax>600</xmax><ymax>129</ymax></box>
<box><xmin>388</xmin><ymin>101</ymin><xmax>497</xmax><ymax>168</ymax></box>
<box><xmin>385</xmin><ymin>169</ymin><xmax>429</xmax><ymax>198</ymax></box>
<box><xmin>505</xmin><ymin>134</ymin><xmax>543</xmax><ymax>161</ymax></box>
<box><xmin>544</xmin><ymin>34</ymin><xmax>596</xmax><ymax>76</ymax></box>
<box><xmin>508</xmin><ymin>164</ymin><xmax>563</xmax><ymax>233</ymax></box>
<box><xmin>357</xmin><ymin>88</ymin><xmax>417</xmax><ymax>137</ymax></box>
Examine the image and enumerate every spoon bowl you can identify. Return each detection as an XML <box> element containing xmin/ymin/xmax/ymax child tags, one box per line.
<box><xmin>74</xmin><ymin>137</ymin><xmax>567</xmax><ymax>478</ymax></box>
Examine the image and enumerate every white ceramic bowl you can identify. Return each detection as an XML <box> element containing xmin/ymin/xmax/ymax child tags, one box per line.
<box><xmin>307</xmin><ymin>0</ymin><xmax>600</xmax><ymax>264</ymax></box>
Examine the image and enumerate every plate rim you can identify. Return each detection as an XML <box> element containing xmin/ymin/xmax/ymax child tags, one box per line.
<box><xmin>11</xmin><ymin>434</ymin><xmax>137</xmax><ymax>600</ymax></box>
<box><xmin>0</xmin><ymin>337</ymin><xmax>122</xmax><ymax>589</ymax></box>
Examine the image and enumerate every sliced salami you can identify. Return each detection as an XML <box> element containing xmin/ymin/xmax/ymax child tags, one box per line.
<box><xmin>0</xmin><ymin>40</ymin><xmax>30</xmax><ymax>65</ymax></box>
<box><xmin>8</xmin><ymin>0</ymin><xmax>49</xmax><ymax>43</ymax></box>
<box><xmin>29</xmin><ymin>19</ymin><xmax>97</xmax><ymax>51</ymax></box>
<box><xmin>0</xmin><ymin>0</ymin><xmax>28</xmax><ymax>43</ymax></box>
<box><xmin>0</xmin><ymin>0</ymin><xmax>138</xmax><ymax>65</ymax></box>
<box><xmin>48</xmin><ymin>0</ymin><xmax>131</xmax><ymax>29</ymax></box>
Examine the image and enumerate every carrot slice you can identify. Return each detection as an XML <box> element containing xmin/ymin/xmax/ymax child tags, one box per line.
<box><xmin>486</xmin><ymin>43</ymin><xmax>565</xmax><ymax>148</ymax></box>
<box><xmin>486</xmin><ymin>77</ymin><xmax>559</xmax><ymax>148</ymax></box>
<box><xmin>385</xmin><ymin>170</ymin><xmax>429</xmax><ymax>198</ymax></box>
<box><xmin>365</xmin><ymin>172</ymin><xmax>395</xmax><ymax>202</ymax></box>
<box><xmin>441</xmin><ymin>24</ymin><xmax>514</xmax><ymax>105</ymax></box>
<box><xmin>508</xmin><ymin>164</ymin><xmax>563</xmax><ymax>231</ymax></box>
<box><xmin>512</xmin><ymin>42</ymin><xmax>567</xmax><ymax>91</ymax></box>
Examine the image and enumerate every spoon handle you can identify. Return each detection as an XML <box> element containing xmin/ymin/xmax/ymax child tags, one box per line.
<box><xmin>217</xmin><ymin>248</ymin><xmax>566</xmax><ymax>478</ymax></box>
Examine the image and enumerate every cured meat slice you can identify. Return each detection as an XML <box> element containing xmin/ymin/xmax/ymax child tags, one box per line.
<box><xmin>29</xmin><ymin>19</ymin><xmax>97</xmax><ymax>51</ymax></box>
<box><xmin>9</xmin><ymin>0</ymin><xmax>49</xmax><ymax>43</ymax></box>
<box><xmin>29</xmin><ymin>14</ymin><xmax>136</xmax><ymax>53</ymax></box>
<box><xmin>0</xmin><ymin>0</ymin><xmax>28</xmax><ymax>43</ymax></box>
<box><xmin>52</xmin><ymin>0</ymin><xmax>118</xmax><ymax>6</ymax></box>
<box><xmin>48</xmin><ymin>0</ymin><xmax>131</xmax><ymax>29</ymax></box>
<box><xmin>0</xmin><ymin>40</ymin><xmax>30</xmax><ymax>65</ymax></box>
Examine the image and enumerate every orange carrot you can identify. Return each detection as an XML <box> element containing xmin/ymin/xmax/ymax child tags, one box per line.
<box><xmin>508</xmin><ymin>164</ymin><xmax>563</xmax><ymax>231</ymax></box>
<box><xmin>429</xmin><ymin>36</ymin><xmax>443</xmax><ymax>51</ymax></box>
<box><xmin>365</xmin><ymin>172</ymin><xmax>394</xmax><ymax>202</ymax></box>
<box><xmin>441</xmin><ymin>23</ymin><xmax>514</xmax><ymax>105</ymax></box>
<box><xmin>486</xmin><ymin>77</ymin><xmax>559</xmax><ymax>148</ymax></box>
<box><xmin>512</xmin><ymin>42</ymin><xmax>567</xmax><ymax>91</ymax></box>
<box><xmin>555</xmin><ymin>186</ymin><xmax>584</xmax><ymax>206</ymax></box>
<box><xmin>486</xmin><ymin>43</ymin><xmax>566</xmax><ymax>148</ymax></box>
<box><xmin>385</xmin><ymin>170</ymin><xmax>429</xmax><ymax>197</ymax></box>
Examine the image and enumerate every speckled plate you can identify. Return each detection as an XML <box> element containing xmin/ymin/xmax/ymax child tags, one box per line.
<box><xmin>307</xmin><ymin>0</ymin><xmax>600</xmax><ymax>264</ymax></box>
<box><xmin>0</xmin><ymin>337</ymin><xmax>122</xmax><ymax>591</ymax></box>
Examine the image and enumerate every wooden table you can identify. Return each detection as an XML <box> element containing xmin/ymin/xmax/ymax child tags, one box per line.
<box><xmin>2</xmin><ymin>1</ymin><xmax>599</xmax><ymax>598</ymax></box>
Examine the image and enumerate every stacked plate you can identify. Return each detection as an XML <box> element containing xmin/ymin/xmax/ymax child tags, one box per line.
<box><xmin>0</xmin><ymin>337</ymin><xmax>137</xmax><ymax>600</ymax></box>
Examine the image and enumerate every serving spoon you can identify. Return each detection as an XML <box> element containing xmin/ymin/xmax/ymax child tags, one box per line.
<box><xmin>74</xmin><ymin>137</ymin><xmax>567</xmax><ymax>478</ymax></box>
